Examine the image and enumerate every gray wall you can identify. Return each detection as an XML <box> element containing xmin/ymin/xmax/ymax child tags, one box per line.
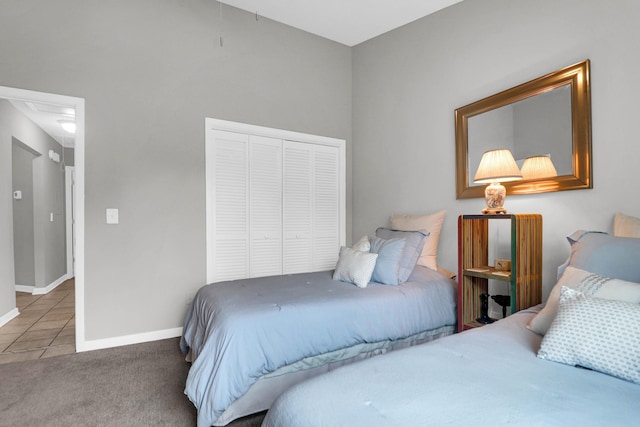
<box><xmin>0</xmin><ymin>106</ymin><xmax>15</xmax><ymax>316</ymax></box>
<box><xmin>12</xmin><ymin>139</ymin><xmax>37</xmax><ymax>286</ymax></box>
<box><xmin>0</xmin><ymin>1</ymin><xmax>352</xmax><ymax>340</ymax></box>
<box><xmin>0</xmin><ymin>99</ymin><xmax>67</xmax><ymax>293</ymax></box>
<box><xmin>513</xmin><ymin>86</ymin><xmax>572</xmax><ymax>174</ymax></box>
<box><xmin>352</xmin><ymin>0</ymin><xmax>640</xmax><ymax>300</ymax></box>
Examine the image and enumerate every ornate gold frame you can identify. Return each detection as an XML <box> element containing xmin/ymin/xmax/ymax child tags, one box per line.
<box><xmin>455</xmin><ymin>60</ymin><xmax>592</xmax><ymax>199</ymax></box>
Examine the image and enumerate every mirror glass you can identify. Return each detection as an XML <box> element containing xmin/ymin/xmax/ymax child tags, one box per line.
<box><xmin>456</xmin><ymin>60</ymin><xmax>592</xmax><ymax>199</ymax></box>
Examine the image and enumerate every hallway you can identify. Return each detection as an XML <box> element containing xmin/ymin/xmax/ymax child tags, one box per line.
<box><xmin>0</xmin><ymin>279</ymin><xmax>75</xmax><ymax>364</ymax></box>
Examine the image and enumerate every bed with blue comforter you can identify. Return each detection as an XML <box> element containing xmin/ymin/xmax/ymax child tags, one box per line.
<box><xmin>180</xmin><ymin>265</ymin><xmax>456</xmax><ymax>426</ymax></box>
<box><xmin>263</xmin><ymin>305</ymin><xmax>640</xmax><ymax>426</ymax></box>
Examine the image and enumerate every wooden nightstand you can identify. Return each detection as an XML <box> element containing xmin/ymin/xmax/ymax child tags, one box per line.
<box><xmin>457</xmin><ymin>214</ymin><xmax>542</xmax><ymax>332</ymax></box>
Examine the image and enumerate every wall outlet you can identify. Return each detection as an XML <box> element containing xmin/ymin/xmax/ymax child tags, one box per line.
<box><xmin>106</xmin><ymin>208</ymin><xmax>119</xmax><ymax>224</ymax></box>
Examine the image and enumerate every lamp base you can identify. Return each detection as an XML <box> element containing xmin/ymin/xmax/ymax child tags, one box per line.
<box><xmin>482</xmin><ymin>207</ymin><xmax>507</xmax><ymax>215</ymax></box>
<box><xmin>482</xmin><ymin>182</ymin><xmax>508</xmax><ymax>215</ymax></box>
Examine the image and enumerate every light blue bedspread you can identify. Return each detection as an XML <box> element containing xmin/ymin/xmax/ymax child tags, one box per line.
<box><xmin>263</xmin><ymin>306</ymin><xmax>640</xmax><ymax>427</ymax></box>
<box><xmin>180</xmin><ymin>266</ymin><xmax>456</xmax><ymax>427</ymax></box>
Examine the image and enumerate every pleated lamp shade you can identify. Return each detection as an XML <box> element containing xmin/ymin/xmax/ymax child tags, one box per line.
<box><xmin>521</xmin><ymin>155</ymin><xmax>558</xmax><ymax>180</ymax></box>
<box><xmin>473</xmin><ymin>149</ymin><xmax>523</xmax><ymax>184</ymax></box>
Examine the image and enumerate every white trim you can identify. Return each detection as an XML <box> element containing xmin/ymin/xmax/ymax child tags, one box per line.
<box><xmin>0</xmin><ymin>85</ymin><xmax>85</xmax><ymax>353</ymax></box>
<box><xmin>15</xmin><ymin>274</ymin><xmax>70</xmax><ymax>295</ymax></box>
<box><xmin>15</xmin><ymin>285</ymin><xmax>35</xmax><ymax>294</ymax></box>
<box><xmin>77</xmin><ymin>327</ymin><xmax>183</xmax><ymax>352</ymax></box>
<box><xmin>206</xmin><ymin>118</ymin><xmax>345</xmax><ymax>148</ymax></box>
<box><xmin>65</xmin><ymin>166</ymin><xmax>75</xmax><ymax>278</ymax></box>
<box><xmin>0</xmin><ymin>308</ymin><xmax>19</xmax><ymax>328</ymax></box>
<box><xmin>32</xmin><ymin>274</ymin><xmax>70</xmax><ymax>295</ymax></box>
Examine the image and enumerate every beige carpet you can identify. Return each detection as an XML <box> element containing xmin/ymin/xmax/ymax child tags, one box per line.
<box><xmin>0</xmin><ymin>337</ymin><xmax>264</xmax><ymax>427</ymax></box>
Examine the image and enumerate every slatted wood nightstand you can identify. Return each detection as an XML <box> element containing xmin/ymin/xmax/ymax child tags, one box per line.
<box><xmin>457</xmin><ymin>214</ymin><xmax>542</xmax><ymax>332</ymax></box>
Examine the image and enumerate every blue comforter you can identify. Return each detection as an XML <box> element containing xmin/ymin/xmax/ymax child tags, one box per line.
<box><xmin>263</xmin><ymin>306</ymin><xmax>640</xmax><ymax>427</ymax></box>
<box><xmin>180</xmin><ymin>266</ymin><xmax>456</xmax><ymax>426</ymax></box>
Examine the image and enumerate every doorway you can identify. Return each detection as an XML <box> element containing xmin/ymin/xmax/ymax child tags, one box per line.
<box><xmin>0</xmin><ymin>85</ymin><xmax>85</xmax><ymax>353</ymax></box>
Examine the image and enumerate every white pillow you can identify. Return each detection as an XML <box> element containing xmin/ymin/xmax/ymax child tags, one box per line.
<box><xmin>537</xmin><ymin>287</ymin><xmax>640</xmax><ymax>385</ymax></box>
<box><xmin>333</xmin><ymin>246</ymin><xmax>378</xmax><ymax>288</ymax></box>
<box><xmin>528</xmin><ymin>266</ymin><xmax>640</xmax><ymax>335</ymax></box>
<box><xmin>351</xmin><ymin>235</ymin><xmax>370</xmax><ymax>252</ymax></box>
<box><xmin>614</xmin><ymin>212</ymin><xmax>640</xmax><ymax>238</ymax></box>
<box><xmin>390</xmin><ymin>210</ymin><xmax>445</xmax><ymax>271</ymax></box>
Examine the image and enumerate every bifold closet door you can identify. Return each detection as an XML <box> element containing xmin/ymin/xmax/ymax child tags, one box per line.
<box><xmin>249</xmin><ymin>136</ymin><xmax>282</xmax><ymax>278</ymax></box>
<box><xmin>208</xmin><ymin>124</ymin><xmax>342</xmax><ymax>283</ymax></box>
<box><xmin>283</xmin><ymin>141</ymin><xmax>340</xmax><ymax>274</ymax></box>
<box><xmin>210</xmin><ymin>130</ymin><xmax>249</xmax><ymax>282</ymax></box>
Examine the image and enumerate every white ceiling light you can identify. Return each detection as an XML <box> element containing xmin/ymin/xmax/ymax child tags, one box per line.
<box><xmin>58</xmin><ymin>120</ymin><xmax>76</xmax><ymax>134</ymax></box>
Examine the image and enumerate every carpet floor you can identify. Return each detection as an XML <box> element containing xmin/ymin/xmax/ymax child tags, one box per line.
<box><xmin>0</xmin><ymin>337</ymin><xmax>265</xmax><ymax>427</ymax></box>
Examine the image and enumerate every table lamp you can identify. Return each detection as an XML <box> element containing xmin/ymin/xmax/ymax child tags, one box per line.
<box><xmin>473</xmin><ymin>148</ymin><xmax>522</xmax><ymax>214</ymax></box>
<box><xmin>520</xmin><ymin>154</ymin><xmax>558</xmax><ymax>180</ymax></box>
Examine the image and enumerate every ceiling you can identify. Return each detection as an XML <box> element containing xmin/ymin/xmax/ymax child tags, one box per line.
<box><xmin>10</xmin><ymin>100</ymin><xmax>76</xmax><ymax>148</ymax></box>
<box><xmin>223</xmin><ymin>0</ymin><xmax>464</xmax><ymax>46</ymax></box>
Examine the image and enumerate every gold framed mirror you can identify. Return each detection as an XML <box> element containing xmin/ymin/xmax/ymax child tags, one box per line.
<box><xmin>455</xmin><ymin>60</ymin><xmax>592</xmax><ymax>199</ymax></box>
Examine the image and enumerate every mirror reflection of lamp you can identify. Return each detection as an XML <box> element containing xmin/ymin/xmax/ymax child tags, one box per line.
<box><xmin>473</xmin><ymin>149</ymin><xmax>522</xmax><ymax>214</ymax></box>
<box><xmin>520</xmin><ymin>154</ymin><xmax>558</xmax><ymax>180</ymax></box>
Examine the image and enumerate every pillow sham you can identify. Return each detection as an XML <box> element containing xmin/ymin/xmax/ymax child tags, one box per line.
<box><xmin>352</xmin><ymin>235</ymin><xmax>370</xmax><ymax>252</ymax></box>
<box><xmin>333</xmin><ymin>246</ymin><xmax>378</xmax><ymax>288</ymax></box>
<box><xmin>537</xmin><ymin>287</ymin><xmax>640</xmax><ymax>385</ymax></box>
<box><xmin>369</xmin><ymin>236</ymin><xmax>406</xmax><ymax>286</ymax></box>
<box><xmin>557</xmin><ymin>230</ymin><xmax>640</xmax><ymax>282</ymax></box>
<box><xmin>614</xmin><ymin>212</ymin><xmax>640</xmax><ymax>238</ymax></box>
<box><xmin>390</xmin><ymin>210</ymin><xmax>445</xmax><ymax>271</ymax></box>
<box><xmin>375</xmin><ymin>228</ymin><xmax>427</xmax><ymax>283</ymax></box>
<box><xmin>527</xmin><ymin>266</ymin><xmax>640</xmax><ymax>335</ymax></box>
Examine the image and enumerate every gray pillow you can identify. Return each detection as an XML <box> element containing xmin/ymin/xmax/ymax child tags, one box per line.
<box><xmin>376</xmin><ymin>228</ymin><xmax>428</xmax><ymax>283</ymax></box>
<box><xmin>557</xmin><ymin>231</ymin><xmax>640</xmax><ymax>282</ymax></box>
<box><xmin>369</xmin><ymin>236</ymin><xmax>406</xmax><ymax>286</ymax></box>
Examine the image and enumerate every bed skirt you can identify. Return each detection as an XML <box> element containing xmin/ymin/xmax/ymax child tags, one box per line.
<box><xmin>214</xmin><ymin>324</ymin><xmax>455</xmax><ymax>426</ymax></box>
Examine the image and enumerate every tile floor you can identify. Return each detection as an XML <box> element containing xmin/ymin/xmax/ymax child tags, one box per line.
<box><xmin>0</xmin><ymin>279</ymin><xmax>75</xmax><ymax>364</ymax></box>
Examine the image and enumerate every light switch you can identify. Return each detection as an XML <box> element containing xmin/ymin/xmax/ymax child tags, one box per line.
<box><xmin>106</xmin><ymin>208</ymin><xmax>119</xmax><ymax>225</ymax></box>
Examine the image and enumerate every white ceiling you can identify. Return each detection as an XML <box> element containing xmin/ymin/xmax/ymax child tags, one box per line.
<box><xmin>223</xmin><ymin>0</ymin><xmax>464</xmax><ymax>46</ymax></box>
<box><xmin>10</xmin><ymin>100</ymin><xmax>76</xmax><ymax>148</ymax></box>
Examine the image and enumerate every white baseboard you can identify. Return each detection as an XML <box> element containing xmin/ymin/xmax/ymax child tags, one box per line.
<box><xmin>77</xmin><ymin>327</ymin><xmax>183</xmax><ymax>353</ymax></box>
<box><xmin>0</xmin><ymin>308</ymin><xmax>20</xmax><ymax>328</ymax></box>
<box><xmin>15</xmin><ymin>285</ymin><xmax>35</xmax><ymax>294</ymax></box>
<box><xmin>33</xmin><ymin>274</ymin><xmax>70</xmax><ymax>295</ymax></box>
<box><xmin>15</xmin><ymin>274</ymin><xmax>71</xmax><ymax>295</ymax></box>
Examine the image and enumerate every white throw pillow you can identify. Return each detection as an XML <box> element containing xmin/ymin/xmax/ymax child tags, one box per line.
<box><xmin>390</xmin><ymin>210</ymin><xmax>445</xmax><ymax>271</ymax></box>
<box><xmin>614</xmin><ymin>212</ymin><xmax>640</xmax><ymax>238</ymax></box>
<box><xmin>538</xmin><ymin>287</ymin><xmax>640</xmax><ymax>385</ymax></box>
<box><xmin>333</xmin><ymin>246</ymin><xmax>378</xmax><ymax>288</ymax></box>
<box><xmin>351</xmin><ymin>235</ymin><xmax>370</xmax><ymax>252</ymax></box>
<box><xmin>528</xmin><ymin>266</ymin><xmax>640</xmax><ymax>335</ymax></box>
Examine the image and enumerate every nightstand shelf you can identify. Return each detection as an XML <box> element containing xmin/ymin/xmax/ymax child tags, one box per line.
<box><xmin>457</xmin><ymin>214</ymin><xmax>542</xmax><ymax>332</ymax></box>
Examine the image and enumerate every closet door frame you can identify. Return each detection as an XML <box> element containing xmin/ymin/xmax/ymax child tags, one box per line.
<box><xmin>205</xmin><ymin>118</ymin><xmax>346</xmax><ymax>284</ymax></box>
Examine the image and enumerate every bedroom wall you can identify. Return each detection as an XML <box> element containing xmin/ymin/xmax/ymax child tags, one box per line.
<box><xmin>352</xmin><ymin>0</ymin><xmax>640</xmax><ymax>299</ymax></box>
<box><xmin>0</xmin><ymin>1</ymin><xmax>351</xmax><ymax>340</ymax></box>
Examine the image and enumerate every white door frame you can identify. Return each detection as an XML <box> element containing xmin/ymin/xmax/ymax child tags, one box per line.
<box><xmin>65</xmin><ymin>166</ymin><xmax>75</xmax><ymax>278</ymax></box>
<box><xmin>0</xmin><ymin>85</ymin><xmax>86</xmax><ymax>352</ymax></box>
